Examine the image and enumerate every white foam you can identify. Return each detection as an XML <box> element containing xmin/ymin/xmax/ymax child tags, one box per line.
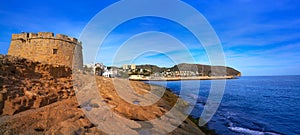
<box><xmin>264</xmin><ymin>132</ymin><xmax>282</xmax><ymax>135</ymax></box>
<box><xmin>229</xmin><ymin>126</ymin><xmax>264</xmax><ymax>135</ymax></box>
<box><xmin>228</xmin><ymin>126</ymin><xmax>281</xmax><ymax>135</ymax></box>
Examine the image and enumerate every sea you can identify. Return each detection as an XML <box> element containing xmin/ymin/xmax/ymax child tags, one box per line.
<box><xmin>145</xmin><ymin>76</ymin><xmax>300</xmax><ymax>135</ymax></box>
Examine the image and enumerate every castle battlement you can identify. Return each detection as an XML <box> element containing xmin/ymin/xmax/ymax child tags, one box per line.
<box><xmin>11</xmin><ymin>32</ymin><xmax>80</xmax><ymax>44</ymax></box>
<box><xmin>8</xmin><ymin>32</ymin><xmax>83</xmax><ymax>69</ymax></box>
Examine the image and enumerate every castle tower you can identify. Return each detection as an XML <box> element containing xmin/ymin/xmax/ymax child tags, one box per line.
<box><xmin>8</xmin><ymin>32</ymin><xmax>83</xmax><ymax>69</ymax></box>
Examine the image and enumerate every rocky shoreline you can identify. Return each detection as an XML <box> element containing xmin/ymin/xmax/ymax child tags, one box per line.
<box><xmin>0</xmin><ymin>55</ymin><xmax>208</xmax><ymax>134</ymax></box>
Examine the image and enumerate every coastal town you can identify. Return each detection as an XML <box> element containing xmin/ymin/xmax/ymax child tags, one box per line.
<box><xmin>84</xmin><ymin>63</ymin><xmax>241</xmax><ymax>81</ymax></box>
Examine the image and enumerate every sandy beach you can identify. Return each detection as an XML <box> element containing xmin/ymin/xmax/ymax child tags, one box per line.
<box><xmin>129</xmin><ymin>75</ymin><xmax>238</xmax><ymax>81</ymax></box>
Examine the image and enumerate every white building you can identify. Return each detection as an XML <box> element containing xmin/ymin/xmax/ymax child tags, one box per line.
<box><xmin>103</xmin><ymin>67</ymin><xmax>118</xmax><ymax>78</ymax></box>
<box><xmin>103</xmin><ymin>70</ymin><xmax>112</xmax><ymax>78</ymax></box>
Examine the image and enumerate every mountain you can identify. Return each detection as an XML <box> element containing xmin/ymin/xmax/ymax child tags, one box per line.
<box><xmin>136</xmin><ymin>63</ymin><xmax>241</xmax><ymax>76</ymax></box>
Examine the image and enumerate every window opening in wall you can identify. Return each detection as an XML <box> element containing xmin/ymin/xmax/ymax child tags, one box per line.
<box><xmin>53</xmin><ymin>49</ymin><xmax>58</xmax><ymax>54</ymax></box>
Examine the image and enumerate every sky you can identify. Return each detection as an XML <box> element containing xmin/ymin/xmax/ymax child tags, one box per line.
<box><xmin>0</xmin><ymin>0</ymin><xmax>300</xmax><ymax>76</ymax></box>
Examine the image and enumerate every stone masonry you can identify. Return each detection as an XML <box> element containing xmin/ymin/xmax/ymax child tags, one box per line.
<box><xmin>8</xmin><ymin>32</ymin><xmax>83</xmax><ymax>69</ymax></box>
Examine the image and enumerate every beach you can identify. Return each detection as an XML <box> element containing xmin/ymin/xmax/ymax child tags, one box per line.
<box><xmin>129</xmin><ymin>75</ymin><xmax>238</xmax><ymax>81</ymax></box>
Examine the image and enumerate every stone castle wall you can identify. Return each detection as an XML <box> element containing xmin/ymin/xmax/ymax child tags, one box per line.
<box><xmin>8</xmin><ymin>32</ymin><xmax>83</xmax><ymax>69</ymax></box>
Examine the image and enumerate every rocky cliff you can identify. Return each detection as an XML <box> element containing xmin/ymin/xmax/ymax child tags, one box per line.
<box><xmin>0</xmin><ymin>55</ymin><xmax>73</xmax><ymax>115</ymax></box>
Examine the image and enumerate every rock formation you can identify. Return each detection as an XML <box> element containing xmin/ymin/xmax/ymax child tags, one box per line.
<box><xmin>0</xmin><ymin>55</ymin><xmax>205</xmax><ymax>134</ymax></box>
<box><xmin>0</xmin><ymin>55</ymin><xmax>73</xmax><ymax>115</ymax></box>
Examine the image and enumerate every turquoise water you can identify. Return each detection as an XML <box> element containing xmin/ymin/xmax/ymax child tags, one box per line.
<box><xmin>146</xmin><ymin>76</ymin><xmax>300</xmax><ymax>135</ymax></box>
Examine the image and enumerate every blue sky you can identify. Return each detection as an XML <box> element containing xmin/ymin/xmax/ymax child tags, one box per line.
<box><xmin>0</xmin><ymin>0</ymin><xmax>300</xmax><ymax>76</ymax></box>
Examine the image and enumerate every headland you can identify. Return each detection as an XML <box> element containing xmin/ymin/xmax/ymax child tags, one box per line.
<box><xmin>0</xmin><ymin>54</ymin><xmax>206</xmax><ymax>134</ymax></box>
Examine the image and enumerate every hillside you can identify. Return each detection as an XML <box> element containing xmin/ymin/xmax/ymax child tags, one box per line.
<box><xmin>136</xmin><ymin>63</ymin><xmax>241</xmax><ymax>76</ymax></box>
<box><xmin>136</xmin><ymin>64</ymin><xmax>167</xmax><ymax>73</ymax></box>
<box><xmin>171</xmin><ymin>63</ymin><xmax>241</xmax><ymax>76</ymax></box>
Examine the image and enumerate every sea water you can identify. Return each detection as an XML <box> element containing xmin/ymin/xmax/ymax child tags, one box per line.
<box><xmin>146</xmin><ymin>76</ymin><xmax>300</xmax><ymax>135</ymax></box>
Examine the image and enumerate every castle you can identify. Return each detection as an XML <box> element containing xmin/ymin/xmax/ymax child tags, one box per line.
<box><xmin>8</xmin><ymin>32</ymin><xmax>83</xmax><ymax>69</ymax></box>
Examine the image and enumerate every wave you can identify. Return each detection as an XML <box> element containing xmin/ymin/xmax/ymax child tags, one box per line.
<box><xmin>228</xmin><ymin>126</ymin><xmax>281</xmax><ymax>135</ymax></box>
